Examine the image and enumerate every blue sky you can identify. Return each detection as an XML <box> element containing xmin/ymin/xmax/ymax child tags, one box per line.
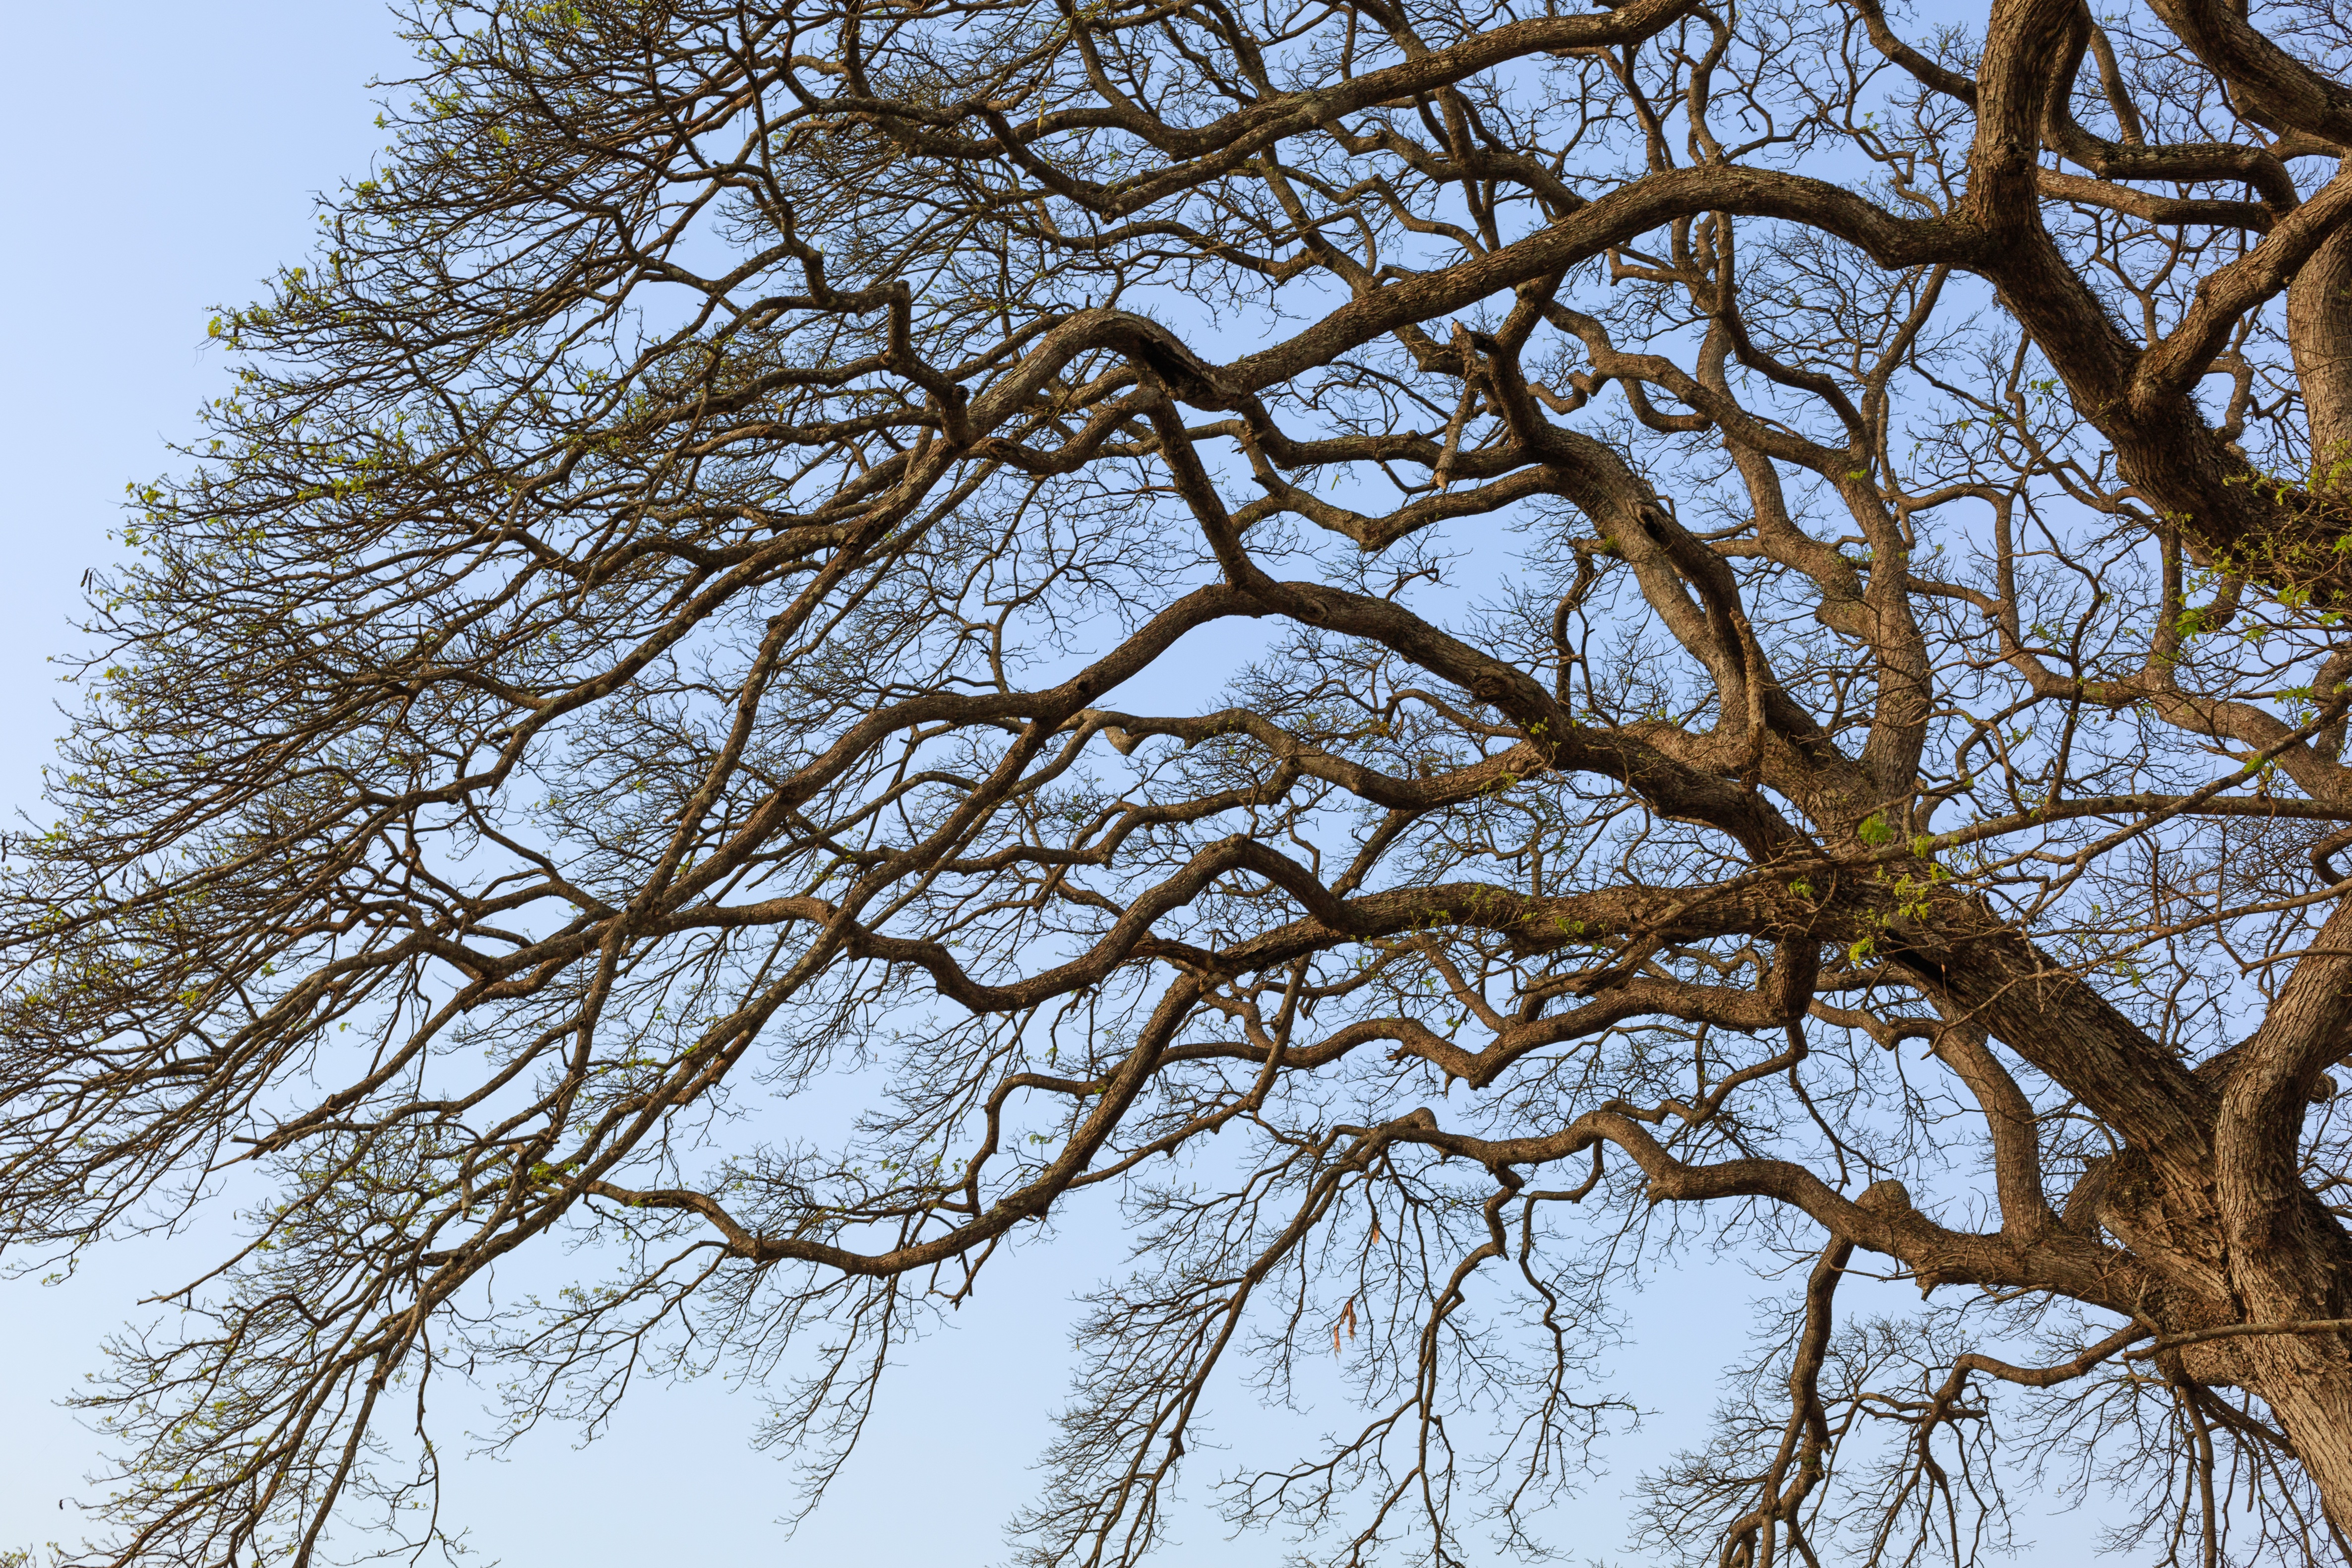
<box><xmin>0</xmin><ymin>6</ymin><xmax>2126</xmax><ymax>1564</ymax></box>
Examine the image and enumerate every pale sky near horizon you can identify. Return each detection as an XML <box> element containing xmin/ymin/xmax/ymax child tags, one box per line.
<box><xmin>0</xmin><ymin>6</ymin><xmax>2120</xmax><ymax>1564</ymax></box>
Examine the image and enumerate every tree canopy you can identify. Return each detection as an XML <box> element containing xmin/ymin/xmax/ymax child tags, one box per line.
<box><xmin>10</xmin><ymin>0</ymin><xmax>2352</xmax><ymax>1562</ymax></box>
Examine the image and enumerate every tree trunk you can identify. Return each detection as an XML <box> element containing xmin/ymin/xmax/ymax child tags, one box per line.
<box><xmin>1919</xmin><ymin>893</ymin><xmax>2352</xmax><ymax>1532</ymax></box>
<box><xmin>2217</xmin><ymin>900</ymin><xmax>2352</xmax><ymax>1539</ymax></box>
<box><xmin>2290</xmin><ymin>223</ymin><xmax>2352</xmax><ymax>487</ymax></box>
<box><xmin>2250</xmin><ymin>1347</ymin><xmax>2352</xmax><ymax>1541</ymax></box>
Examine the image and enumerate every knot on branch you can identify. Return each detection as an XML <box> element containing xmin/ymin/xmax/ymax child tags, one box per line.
<box><xmin>1858</xmin><ymin>1177</ymin><xmax>1913</xmax><ymax>1214</ymax></box>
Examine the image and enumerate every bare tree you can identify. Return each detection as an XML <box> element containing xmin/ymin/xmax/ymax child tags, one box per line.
<box><xmin>11</xmin><ymin>0</ymin><xmax>2352</xmax><ymax>1562</ymax></box>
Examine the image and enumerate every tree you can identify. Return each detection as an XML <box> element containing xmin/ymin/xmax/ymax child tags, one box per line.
<box><xmin>10</xmin><ymin>0</ymin><xmax>2352</xmax><ymax>1561</ymax></box>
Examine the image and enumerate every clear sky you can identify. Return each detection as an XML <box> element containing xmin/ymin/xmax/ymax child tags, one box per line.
<box><xmin>0</xmin><ymin>6</ymin><xmax>2121</xmax><ymax>1565</ymax></box>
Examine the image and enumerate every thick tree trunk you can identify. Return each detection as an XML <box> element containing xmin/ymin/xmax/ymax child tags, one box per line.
<box><xmin>1911</xmin><ymin>892</ymin><xmax>2352</xmax><ymax>1532</ymax></box>
<box><xmin>2076</xmin><ymin>1149</ymin><xmax>2352</xmax><ymax>1535</ymax></box>
<box><xmin>2290</xmin><ymin>223</ymin><xmax>2352</xmax><ymax>486</ymax></box>
<box><xmin>2216</xmin><ymin>897</ymin><xmax>2352</xmax><ymax>1538</ymax></box>
<box><xmin>2249</xmin><ymin>1344</ymin><xmax>2352</xmax><ymax>1540</ymax></box>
